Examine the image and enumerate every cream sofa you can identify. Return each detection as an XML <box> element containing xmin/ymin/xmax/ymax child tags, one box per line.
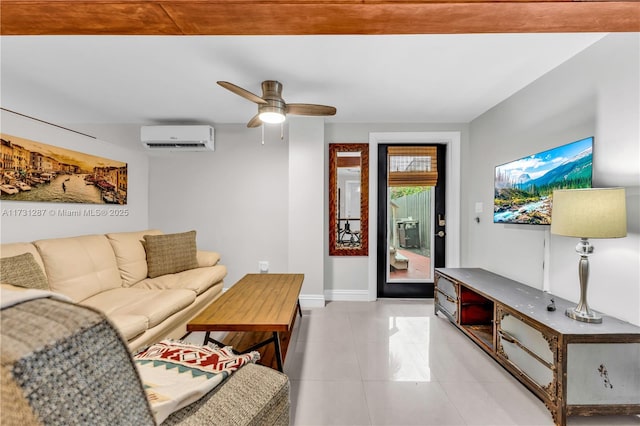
<box><xmin>0</xmin><ymin>229</ymin><xmax>226</xmax><ymax>351</ymax></box>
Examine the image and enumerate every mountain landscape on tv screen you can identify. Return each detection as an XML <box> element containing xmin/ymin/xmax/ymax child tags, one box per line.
<box><xmin>494</xmin><ymin>138</ymin><xmax>593</xmax><ymax>225</ymax></box>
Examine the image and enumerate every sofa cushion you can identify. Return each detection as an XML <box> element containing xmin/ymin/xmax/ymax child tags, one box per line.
<box><xmin>106</xmin><ymin>229</ymin><xmax>163</xmax><ymax>287</ymax></box>
<box><xmin>82</xmin><ymin>287</ymin><xmax>196</xmax><ymax>329</ymax></box>
<box><xmin>134</xmin><ymin>264</ymin><xmax>227</xmax><ymax>296</ymax></box>
<box><xmin>143</xmin><ymin>231</ymin><xmax>198</xmax><ymax>278</ymax></box>
<box><xmin>196</xmin><ymin>250</ymin><xmax>221</xmax><ymax>268</ymax></box>
<box><xmin>34</xmin><ymin>235</ymin><xmax>122</xmax><ymax>302</ymax></box>
<box><xmin>162</xmin><ymin>363</ymin><xmax>290</xmax><ymax>426</ymax></box>
<box><xmin>109</xmin><ymin>313</ymin><xmax>149</xmax><ymax>341</ymax></box>
<box><xmin>0</xmin><ymin>253</ymin><xmax>49</xmax><ymax>290</ymax></box>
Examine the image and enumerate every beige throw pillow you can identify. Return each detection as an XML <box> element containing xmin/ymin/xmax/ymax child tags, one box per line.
<box><xmin>0</xmin><ymin>252</ymin><xmax>49</xmax><ymax>290</ymax></box>
<box><xmin>143</xmin><ymin>231</ymin><xmax>199</xmax><ymax>278</ymax></box>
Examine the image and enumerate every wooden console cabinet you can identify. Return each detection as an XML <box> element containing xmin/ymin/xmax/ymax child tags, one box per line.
<box><xmin>435</xmin><ymin>268</ymin><xmax>640</xmax><ymax>426</ymax></box>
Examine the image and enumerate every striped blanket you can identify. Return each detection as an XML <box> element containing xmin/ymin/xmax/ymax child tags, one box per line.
<box><xmin>134</xmin><ymin>340</ymin><xmax>259</xmax><ymax>424</ymax></box>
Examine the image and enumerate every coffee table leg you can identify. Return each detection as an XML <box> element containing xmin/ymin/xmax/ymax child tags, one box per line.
<box><xmin>203</xmin><ymin>332</ymin><xmax>232</xmax><ymax>351</ymax></box>
<box><xmin>273</xmin><ymin>331</ymin><xmax>283</xmax><ymax>372</ymax></box>
<box><xmin>203</xmin><ymin>331</ymin><xmax>286</xmax><ymax>371</ymax></box>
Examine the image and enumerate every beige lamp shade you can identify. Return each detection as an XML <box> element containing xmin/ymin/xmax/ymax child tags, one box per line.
<box><xmin>551</xmin><ymin>188</ymin><xmax>627</xmax><ymax>238</ymax></box>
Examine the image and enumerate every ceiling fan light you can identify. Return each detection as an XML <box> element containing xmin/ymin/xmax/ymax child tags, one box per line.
<box><xmin>259</xmin><ymin>111</ymin><xmax>286</xmax><ymax>124</ymax></box>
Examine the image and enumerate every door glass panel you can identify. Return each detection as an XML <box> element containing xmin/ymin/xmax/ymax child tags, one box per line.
<box><xmin>388</xmin><ymin>186</ymin><xmax>434</xmax><ymax>282</ymax></box>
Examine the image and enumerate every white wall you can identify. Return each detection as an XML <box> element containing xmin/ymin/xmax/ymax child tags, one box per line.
<box><xmin>148</xmin><ymin>120</ymin><xmax>326</xmax><ymax>306</ymax></box>
<box><xmin>288</xmin><ymin>118</ymin><xmax>326</xmax><ymax>306</ymax></box>
<box><xmin>466</xmin><ymin>33</ymin><xmax>640</xmax><ymax>325</ymax></box>
<box><xmin>147</xmin><ymin>124</ymin><xmax>289</xmax><ymax>288</ymax></box>
<box><xmin>0</xmin><ymin>110</ymin><xmax>149</xmax><ymax>242</ymax></box>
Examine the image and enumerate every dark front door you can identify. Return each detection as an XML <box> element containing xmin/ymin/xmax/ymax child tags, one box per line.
<box><xmin>377</xmin><ymin>144</ymin><xmax>446</xmax><ymax>298</ymax></box>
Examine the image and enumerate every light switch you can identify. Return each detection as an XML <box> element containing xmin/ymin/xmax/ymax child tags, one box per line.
<box><xmin>475</xmin><ymin>202</ymin><xmax>484</xmax><ymax>213</ymax></box>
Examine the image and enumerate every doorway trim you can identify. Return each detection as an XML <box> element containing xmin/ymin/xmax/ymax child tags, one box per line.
<box><xmin>368</xmin><ymin>131</ymin><xmax>461</xmax><ymax>301</ymax></box>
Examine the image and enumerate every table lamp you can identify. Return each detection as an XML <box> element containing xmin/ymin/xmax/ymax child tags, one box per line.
<box><xmin>550</xmin><ymin>187</ymin><xmax>627</xmax><ymax>323</ymax></box>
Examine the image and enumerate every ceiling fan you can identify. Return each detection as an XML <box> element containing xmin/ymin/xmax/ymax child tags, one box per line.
<box><xmin>217</xmin><ymin>80</ymin><xmax>337</xmax><ymax>128</ymax></box>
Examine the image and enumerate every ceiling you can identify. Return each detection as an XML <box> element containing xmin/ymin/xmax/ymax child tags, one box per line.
<box><xmin>0</xmin><ymin>33</ymin><xmax>607</xmax><ymax>126</ymax></box>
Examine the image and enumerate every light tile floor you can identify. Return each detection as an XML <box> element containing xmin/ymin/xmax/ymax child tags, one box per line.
<box><xmin>282</xmin><ymin>300</ymin><xmax>640</xmax><ymax>426</ymax></box>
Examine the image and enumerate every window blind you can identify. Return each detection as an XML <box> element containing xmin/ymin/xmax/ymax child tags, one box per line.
<box><xmin>388</xmin><ymin>146</ymin><xmax>438</xmax><ymax>187</ymax></box>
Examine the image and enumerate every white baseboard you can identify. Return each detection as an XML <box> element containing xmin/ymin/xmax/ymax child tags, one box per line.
<box><xmin>299</xmin><ymin>294</ymin><xmax>325</xmax><ymax>308</ymax></box>
<box><xmin>324</xmin><ymin>289</ymin><xmax>370</xmax><ymax>302</ymax></box>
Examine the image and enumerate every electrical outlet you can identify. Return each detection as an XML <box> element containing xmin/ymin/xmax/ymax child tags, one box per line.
<box><xmin>258</xmin><ymin>261</ymin><xmax>269</xmax><ymax>273</ymax></box>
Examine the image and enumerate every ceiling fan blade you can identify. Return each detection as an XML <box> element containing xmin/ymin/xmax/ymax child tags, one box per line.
<box><xmin>217</xmin><ymin>81</ymin><xmax>267</xmax><ymax>105</ymax></box>
<box><xmin>247</xmin><ymin>114</ymin><xmax>262</xmax><ymax>128</ymax></box>
<box><xmin>287</xmin><ymin>103</ymin><xmax>337</xmax><ymax>116</ymax></box>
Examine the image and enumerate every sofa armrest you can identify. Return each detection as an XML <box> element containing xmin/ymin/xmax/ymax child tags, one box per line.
<box><xmin>1</xmin><ymin>297</ymin><xmax>155</xmax><ymax>425</ymax></box>
<box><xmin>196</xmin><ymin>250</ymin><xmax>221</xmax><ymax>268</ymax></box>
<box><xmin>161</xmin><ymin>363</ymin><xmax>289</xmax><ymax>426</ymax></box>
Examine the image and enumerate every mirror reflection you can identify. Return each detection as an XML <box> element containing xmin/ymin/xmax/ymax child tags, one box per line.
<box><xmin>329</xmin><ymin>143</ymin><xmax>368</xmax><ymax>256</ymax></box>
<box><xmin>337</xmin><ymin>152</ymin><xmax>361</xmax><ymax>247</ymax></box>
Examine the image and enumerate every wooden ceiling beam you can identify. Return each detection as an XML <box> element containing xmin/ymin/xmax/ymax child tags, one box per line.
<box><xmin>1</xmin><ymin>1</ymin><xmax>638</xmax><ymax>35</ymax></box>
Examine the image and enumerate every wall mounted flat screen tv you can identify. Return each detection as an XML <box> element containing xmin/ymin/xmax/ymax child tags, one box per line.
<box><xmin>494</xmin><ymin>136</ymin><xmax>593</xmax><ymax>225</ymax></box>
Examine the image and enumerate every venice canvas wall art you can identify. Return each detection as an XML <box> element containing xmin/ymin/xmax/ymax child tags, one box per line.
<box><xmin>1</xmin><ymin>133</ymin><xmax>128</xmax><ymax>205</ymax></box>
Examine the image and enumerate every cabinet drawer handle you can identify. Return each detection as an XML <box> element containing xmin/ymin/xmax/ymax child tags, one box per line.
<box><xmin>436</xmin><ymin>289</ymin><xmax>456</xmax><ymax>303</ymax></box>
<box><xmin>499</xmin><ymin>330</ymin><xmax>554</xmax><ymax>370</ymax></box>
<box><xmin>499</xmin><ymin>330</ymin><xmax>517</xmax><ymax>343</ymax></box>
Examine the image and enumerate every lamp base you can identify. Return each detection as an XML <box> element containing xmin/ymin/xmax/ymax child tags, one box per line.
<box><xmin>563</xmin><ymin>239</ymin><xmax>602</xmax><ymax>324</ymax></box>
<box><xmin>565</xmin><ymin>307</ymin><xmax>602</xmax><ymax>324</ymax></box>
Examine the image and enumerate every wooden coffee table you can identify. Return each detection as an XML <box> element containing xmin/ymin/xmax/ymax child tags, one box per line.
<box><xmin>187</xmin><ymin>273</ymin><xmax>304</xmax><ymax>371</ymax></box>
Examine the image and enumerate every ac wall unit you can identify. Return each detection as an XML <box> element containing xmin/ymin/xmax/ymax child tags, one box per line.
<box><xmin>140</xmin><ymin>125</ymin><xmax>214</xmax><ymax>151</ymax></box>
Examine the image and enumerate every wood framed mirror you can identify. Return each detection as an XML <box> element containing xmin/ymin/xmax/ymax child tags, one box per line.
<box><xmin>329</xmin><ymin>143</ymin><xmax>369</xmax><ymax>256</ymax></box>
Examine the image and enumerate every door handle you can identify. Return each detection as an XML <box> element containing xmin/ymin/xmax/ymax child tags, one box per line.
<box><xmin>436</xmin><ymin>231</ymin><xmax>446</xmax><ymax>238</ymax></box>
